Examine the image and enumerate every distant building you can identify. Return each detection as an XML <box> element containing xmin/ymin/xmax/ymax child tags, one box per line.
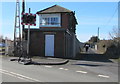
<box><xmin>25</xmin><ymin>5</ymin><xmax>80</xmax><ymax>58</ymax></box>
<box><xmin>0</xmin><ymin>36</ymin><xmax>5</xmax><ymax>55</ymax></box>
<box><xmin>4</xmin><ymin>38</ymin><xmax>14</xmax><ymax>56</ymax></box>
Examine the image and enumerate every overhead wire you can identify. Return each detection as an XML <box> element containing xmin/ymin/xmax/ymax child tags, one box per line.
<box><xmin>104</xmin><ymin>4</ymin><xmax>118</xmax><ymax>28</ymax></box>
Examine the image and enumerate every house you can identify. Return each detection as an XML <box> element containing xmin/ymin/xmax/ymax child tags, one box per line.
<box><xmin>25</xmin><ymin>5</ymin><xmax>80</xmax><ymax>58</ymax></box>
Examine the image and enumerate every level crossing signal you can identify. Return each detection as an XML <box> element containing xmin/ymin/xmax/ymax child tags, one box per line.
<box><xmin>21</xmin><ymin>13</ymin><xmax>36</xmax><ymax>26</ymax></box>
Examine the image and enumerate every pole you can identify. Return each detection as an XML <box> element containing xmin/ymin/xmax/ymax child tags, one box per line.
<box><xmin>118</xmin><ymin>1</ymin><xmax>120</xmax><ymax>38</ymax></box>
<box><xmin>98</xmin><ymin>27</ymin><xmax>99</xmax><ymax>39</ymax></box>
<box><xmin>97</xmin><ymin>27</ymin><xmax>100</xmax><ymax>42</ymax></box>
<box><xmin>27</xmin><ymin>8</ymin><xmax>31</xmax><ymax>57</ymax></box>
<box><xmin>118</xmin><ymin>1</ymin><xmax>120</xmax><ymax>48</ymax></box>
<box><xmin>22</xmin><ymin>0</ymin><xmax>25</xmax><ymax>40</ymax></box>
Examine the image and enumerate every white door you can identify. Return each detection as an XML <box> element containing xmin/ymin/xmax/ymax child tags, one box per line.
<box><xmin>45</xmin><ymin>35</ymin><xmax>54</xmax><ymax>56</ymax></box>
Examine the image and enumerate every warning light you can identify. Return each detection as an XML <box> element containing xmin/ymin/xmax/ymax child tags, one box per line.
<box><xmin>21</xmin><ymin>13</ymin><xmax>36</xmax><ymax>26</ymax></box>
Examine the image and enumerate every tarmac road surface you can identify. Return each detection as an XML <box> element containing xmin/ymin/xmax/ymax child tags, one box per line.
<box><xmin>0</xmin><ymin>56</ymin><xmax>119</xmax><ymax>82</ymax></box>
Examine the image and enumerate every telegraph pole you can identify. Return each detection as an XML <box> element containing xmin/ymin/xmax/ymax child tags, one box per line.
<box><xmin>97</xmin><ymin>27</ymin><xmax>100</xmax><ymax>42</ymax></box>
<box><xmin>98</xmin><ymin>27</ymin><xmax>99</xmax><ymax>38</ymax></box>
<box><xmin>118</xmin><ymin>1</ymin><xmax>120</xmax><ymax>38</ymax></box>
<box><xmin>22</xmin><ymin>0</ymin><xmax>25</xmax><ymax>40</ymax></box>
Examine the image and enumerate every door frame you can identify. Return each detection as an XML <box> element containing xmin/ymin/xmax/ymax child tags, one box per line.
<box><xmin>44</xmin><ymin>34</ymin><xmax>55</xmax><ymax>57</ymax></box>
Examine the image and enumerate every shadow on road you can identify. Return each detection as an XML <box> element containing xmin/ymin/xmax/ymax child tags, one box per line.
<box><xmin>75</xmin><ymin>53</ymin><xmax>113</xmax><ymax>63</ymax></box>
<box><xmin>73</xmin><ymin>63</ymin><xmax>103</xmax><ymax>67</ymax></box>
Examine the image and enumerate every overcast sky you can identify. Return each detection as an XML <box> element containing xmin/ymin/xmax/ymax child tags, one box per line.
<box><xmin>0</xmin><ymin>1</ymin><xmax>119</xmax><ymax>42</ymax></box>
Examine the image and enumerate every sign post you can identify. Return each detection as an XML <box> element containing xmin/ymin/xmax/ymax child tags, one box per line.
<box><xmin>21</xmin><ymin>8</ymin><xmax>36</xmax><ymax>61</ymax></box>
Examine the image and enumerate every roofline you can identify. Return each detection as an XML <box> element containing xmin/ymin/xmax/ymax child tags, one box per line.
<box><xmin>36</xmin><ymin>12</ymin><xmax>73</xmax><ymax>14</ymax></box>
<box><xmin>36</xmin><ymin>5</ymin><xmax>72</xmax><ymax>14</ymax></box>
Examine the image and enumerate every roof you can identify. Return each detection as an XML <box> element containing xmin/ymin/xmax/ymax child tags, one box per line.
<box><xmin>36</xmin><ymin>5</ymin><xmax>72</xmax><ymax>14</ymax></box>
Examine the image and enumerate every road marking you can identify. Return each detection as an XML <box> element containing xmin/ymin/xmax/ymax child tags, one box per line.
<box><xmin>59</xmin><ymin>68</ymin><xmax>68</xmax><ymax>71</ymax></box>
<box><xmin>98</xmin><ymin>74</ymin><xmax>110</xmax><ymax>78</ymax></box>
<box><xmin>76</xmin><ymin>71</ymin><xmax>87</xmax><ymax>74</ymax></box>
<box><xmin>0</xmin><ymin>70</ymin><xmax>31</xmax><ymax>82</ymax></box>
<box><xmin>0</xmin><ymin>69</ymin><xmax>41</xmax><ymax>82</ymax></box>
<box><xmin>17</xmin><ymin>76</ymin><xmax>30</xmax><ymax>81</ymax></box>
<box><xmin>59</xmin><ymin>68</ymin><xmax>64</xmax><ymax>70</ymax></box>
<box><xmin>44</xmin><ymin>66</ymin><xmax>52</xmax><ymax>68</ymax></box>
<box><xmin>0</xmin><ymin>70</ymin><xmax>30</xmax><ymax>81</ymax></box>
<box><xmin>0</xmin><ymin>70</ymin><xmax>16</xmax><ymax>77</ymax></box>
<box><xmin>64</xmin><ymin>69</ymin><xmax>68</xmax><ymax>70</ymax></box>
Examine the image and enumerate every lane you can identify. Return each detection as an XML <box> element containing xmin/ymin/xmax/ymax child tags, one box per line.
<box><xmin>1</xmin><ymin>57</ymin><xmax>118</xmax><ymax>82</ymax></box>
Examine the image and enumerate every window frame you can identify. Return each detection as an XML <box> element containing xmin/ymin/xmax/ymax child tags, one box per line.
<box><xmin>39</xmin><ymin>14</ymin><xmax>61</xmax><ymax>27</ymax></box>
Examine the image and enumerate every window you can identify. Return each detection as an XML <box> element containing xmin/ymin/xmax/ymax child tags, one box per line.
<box><xmin>40</xmin><ymin>14</ymin><xmax>61</xmax><ymax>27</ymax></box>
<box><xmin>51</xmin><ymin>17</ymin><xmax>58</xmax><ymax>25</ymax></box>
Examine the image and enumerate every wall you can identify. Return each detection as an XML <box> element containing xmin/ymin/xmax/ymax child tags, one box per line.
<box><xmin>61</xmin><ymin>13</ymin><xmax>69</xmax><ymax>29</ymax></box>
<box><xmin>29</xmin><ymin>31</ymin><xmax>44</xmax><ymax>56</ymax></box>
<box><xmin>65</xmin><ymin>32</ymin><xmax>73</xmax><ymax>58</ymax></box>
<box><xmin>74</xmin><ymin>36</ymin><xmax>81</xmax><ymax>57</ymax></box>
<box><xmin>29</xmin><ymin>30</ymin><xmax>65</xmax><ymax>58</ymax></box>
<box><xmin>54</xmin><ymin>32</ymin><xmax>65</xmax><ymax>58</ymax></box>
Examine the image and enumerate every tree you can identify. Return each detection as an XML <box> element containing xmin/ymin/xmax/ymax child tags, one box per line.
<box><xmin>109</xmin><ymin>26</ymin><xmax>120</xmax><ymax>41</ymax></box>
<box><xmin>107</xmin><ymin>27</ymin><xmax>120</xmax><ymax>59</ymax></box>
<box><xmin>89</xmin><ymin>36</ymin><xmax>99</xmax><ymax>43</ymax></box>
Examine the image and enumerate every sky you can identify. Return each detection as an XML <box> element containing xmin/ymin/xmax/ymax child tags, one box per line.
<box><xmin>0</xmin><ymin>1</ymin><xmax>119</xmax><ymax>42</ymax></box>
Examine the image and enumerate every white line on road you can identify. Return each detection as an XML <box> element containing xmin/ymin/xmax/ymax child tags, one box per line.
<box><xmin>64</xmin><ymin>69</ymin><xmax>68</xmax><ymax>70</ymax></box>
<box><xmin>59</xmin><ymin>68</ymin><xmax>68</xmax><ymax>71</ymax></box>
<box><xmin>17</xmin><ymin>76</ymin><xmax>30</xmax><ymax>81</ymax></box>
<box><xmin>44</xmin><ymin>66</ymin><xmax>53</xmax><ymax>68</ymax></box>
<box><xmin>0</xmin><ymin>70</ymin><xmax>31</xmax><ymax>82</ymax></box>
<box><xmin>59</xmin><ymin>68</ymin><xmax>64</xmax><ymax>70</ymax></box>
<box><xmin>0</xmin><ymin>69</ymin><xmax>41</xmax><ymax>82</ymax></box>
<box><xmin>98</xmin><ymin>74</ymin><xmax>110</xmax><ymax>78</ymax></box>
<box><xmin>76</xmin><ymin>71</ymin><xmax>87</xmax><ymax>74</ymax></box>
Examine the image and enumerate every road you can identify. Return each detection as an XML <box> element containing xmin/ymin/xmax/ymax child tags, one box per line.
<box><xmin>0</xmin><ymin>56</ymin><xmax>118</xmax><ymax>82</ymax></box>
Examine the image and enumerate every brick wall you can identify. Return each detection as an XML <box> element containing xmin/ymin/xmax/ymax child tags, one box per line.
<box><xmin>29</xmin><ymin>30</ymin><xmax>65</xmax><ymax>57</ymax></box>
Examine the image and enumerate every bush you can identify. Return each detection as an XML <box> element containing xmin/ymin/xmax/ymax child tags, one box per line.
<box><xmin>105</xmin><ymin>43</ymin><xmax>120</xmax><ymax>59</ymax></box>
